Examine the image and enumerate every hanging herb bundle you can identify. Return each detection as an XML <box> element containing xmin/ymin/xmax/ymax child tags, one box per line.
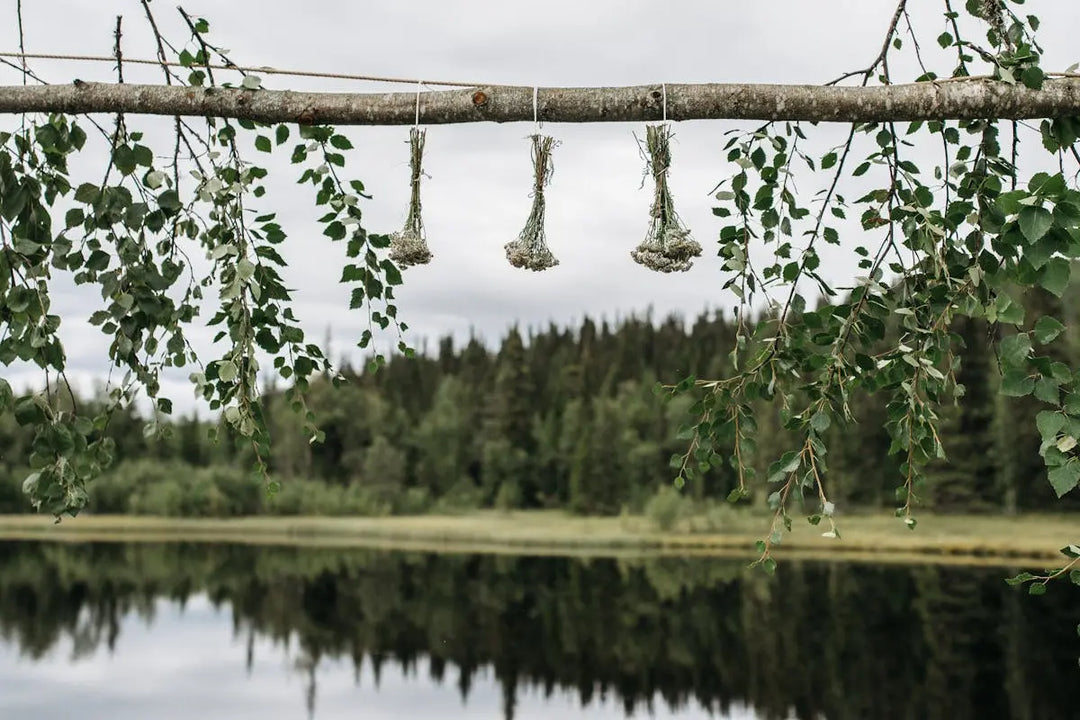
<box><xmin>389</xmin><ymin>127</ymin><xmax>433</xmax><ymax>267</ymax></box>
<box><xmin>631</xmin><ymin>124</ymin><xmax>701</xmax><ymax>272</ymax></box>
<box><xmin>505</xmin><ymin>134</ymin><xmax>559</xmax><ymax>271</ymax></box>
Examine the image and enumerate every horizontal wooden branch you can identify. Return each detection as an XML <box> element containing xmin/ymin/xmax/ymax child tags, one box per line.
<box><xmin>2</xmin><ymin>79</ymin><xmax>1080</xmax><ymax>125</ymax></box>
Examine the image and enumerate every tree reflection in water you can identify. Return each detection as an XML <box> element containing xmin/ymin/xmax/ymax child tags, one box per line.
<box><xmin>0</xmin><ymin>541</ymin><xmax>1076</xmax><ymax>719</ymax></box>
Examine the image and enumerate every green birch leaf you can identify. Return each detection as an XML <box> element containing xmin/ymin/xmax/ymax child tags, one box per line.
<box><xmin>810</xmin><ymin>411</ymin><xmax>831</xmax><ymax>433</ymax></box>
<box><xmin>1001</xmin><ymin>370</ymin><xmax>1035</xmax><ymax>397</ymax></box>
<box><xmin>1000</xmin><ymin>333</ymin><xmax>1032</xmax><ymax>367</ymax></box>
<box><xmin>237</xmin><ymin>259</ymin><xmax>256</xmax><ymax>281</ymax></box>
<box><xmin>1048</xmin><ymin>461</ymin><xmax>1080</xmax><ymax>497</ymax></box>
<box><xmin>1019</xmin><ymin>206</ymin><xmax>1053</xmax><ymax>242</ymax></box>
<box><xmin>996</xmin><ymin>294</ymin><xmax>1026</xmax><ymax>325</ymax></box>
<box><xmin>218</xmin><ymin>360</ymin><xmax>238</xmax><ymax>382</ymax></box>
<box><xmin>1033</xmin><ymin>316</ymin><xmax>1066</xmax><ymax>344</ymax></box>
<box><xmin>1039</xmin><ymin>258</ymin><xmax>1071</xmax><ymax>297</ymax></box>
<box><xmin>1035</xmin><ymin>378</ymin><xmax>1061</xmax><ymax>406</ymax></box>
<box><xmin>1037</xmin><ymin>411</ymin><xmax>1067</xmax><ymax>439</ymax></box>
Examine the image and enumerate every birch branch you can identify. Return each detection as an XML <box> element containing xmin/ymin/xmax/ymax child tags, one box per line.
<box><xmin>1</xmin><ymin>79</ymin><xmax>1080</xmax><ymax>125</ymax></box>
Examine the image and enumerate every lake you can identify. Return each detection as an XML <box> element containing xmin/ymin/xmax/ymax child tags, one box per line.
<box><xmin>0</xmin><ymin>542</ymin><xmax>1076</xmax><ymax>719</ymax></box>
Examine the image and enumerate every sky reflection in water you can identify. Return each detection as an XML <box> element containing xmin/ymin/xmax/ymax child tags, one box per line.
<box><xmin>0</xmin><ymin>594</ymin><xmax>754</xmax><ymax>720</ymax></box>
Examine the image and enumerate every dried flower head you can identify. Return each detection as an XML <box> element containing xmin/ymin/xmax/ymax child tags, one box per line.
<box><xmin>389</xmin><ymin>227</ymin><xmax>432</xmax><ymax>266</ymax></box>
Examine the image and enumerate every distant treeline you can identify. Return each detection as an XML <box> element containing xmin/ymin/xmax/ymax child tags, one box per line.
<box><xmin>2</xmin><ymin>288</ymin><xmax>1080</xmax><ymax>516</ymax></box>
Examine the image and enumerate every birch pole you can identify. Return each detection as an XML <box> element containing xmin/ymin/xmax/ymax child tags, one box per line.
<box><xmin>2</xmin><ymin>79</ymin><xmax>1080</xmax><ymax>125</ymax></box>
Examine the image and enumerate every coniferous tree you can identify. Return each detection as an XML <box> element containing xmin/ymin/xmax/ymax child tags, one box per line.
<box><xmin>928</xmin><ymin>317</ymin><xmax>1000</xmax><ymax>511</ymax></box>
<box><xmin>4</xmin><ymin>303</ymin><xmax>1078</xmax><ymax>516</ymax></box>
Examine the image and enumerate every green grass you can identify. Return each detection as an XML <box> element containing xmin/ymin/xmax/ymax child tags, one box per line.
<box><xmin>0</xmin><ymin>510</ymin><xmax>1074</xmax><ymax>565</ymax></box>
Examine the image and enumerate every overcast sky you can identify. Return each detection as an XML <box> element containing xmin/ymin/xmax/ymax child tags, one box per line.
<box><xmin>3</xmin><ymin>1</ymin><xmax>1080</xmax><ymax>412</ymax></box>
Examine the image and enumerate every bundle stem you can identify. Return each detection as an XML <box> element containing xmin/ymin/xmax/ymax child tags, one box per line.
<box><xmin>631</xmin><ymin>123</ymin><xmax>701</xmax><ymax>272</ymax></box>
<box><xmin>389</xmin><ymin>127</ymin><xmax>433</xmax><ymax>267</ymax></box>
<box><xmin>505</xmin><ymin>134</ymin><xmax>559</xmax><ymax>271</ymax></box>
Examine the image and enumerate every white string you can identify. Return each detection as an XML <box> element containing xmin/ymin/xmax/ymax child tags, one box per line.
<box><xmin>662</xmin><ymin>83</ymin><xmax>667</xmax><ymax>122</ymax></box>
<box><xmin>533</xmin><ymin>86</ymin><xmax>539</xmax><ymax>129</ymax></box>
<box><xmin>415</xmin><ymin>80</ymin><xmax>423</xmax><ymax>127</ymax></box>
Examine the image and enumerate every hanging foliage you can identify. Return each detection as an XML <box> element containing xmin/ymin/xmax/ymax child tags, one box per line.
<box><xmin>389</xmin><ymin>127</ymin><xmax>433</xmax><ymax>267</ymax></box>
<box><xmin>505</xmin><ymin>134</ymin><xmax>559</xmax><ymax>271</ymax></box>
<box><xmin>631</xmin><ymin>124</ymin><xmax>701</xmax><ymax>273</ymax></box>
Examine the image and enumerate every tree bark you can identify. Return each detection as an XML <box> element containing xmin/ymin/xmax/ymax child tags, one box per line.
<box><xmin>1</xmin><ymin>79</ymin><xmax>1080</xmax><ymax>125</ymax></box>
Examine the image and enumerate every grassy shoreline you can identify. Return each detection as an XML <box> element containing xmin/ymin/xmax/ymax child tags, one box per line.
<box><xmin>0</xmin><ymin>510</ymin><xmax>1074</xmax><ymax>566</ymax></box>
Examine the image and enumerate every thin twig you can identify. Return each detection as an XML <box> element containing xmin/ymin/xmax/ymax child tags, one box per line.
<box><xmin>139</xmin><ymin>0</ymin><xmax>178</xmax><ymax>86</ymax></box>
<box><xmin>826</xmin><ymin>0</ymin><xmax>908</xmax><ymax>86</ymax></box>
<box><xmin>114</xmin><ymin>16</ymin><xmax>124</xmax><ymax>84</ymax></box>
<box><xmin>943</xmin><ymin>0</ymin><xmax>969</xmax><ymax>76</ymax></box>
<box><xmin>15</xmin><ymin>0</ymin><xmax>28</xmax><ymax>85</ymax></box>
<box><xmin>772</xmin><ymin>0</ymin><xmax>907</xmax><ymax>337</ymax></box>
<box><xmin>0</xmin><ymin>57</ymin><xmax>44</xmax><ymax>83</ymax></box>
<box><xmin>902</xmin><ymin>9</ymin><xmax>929</xmax><ymax>79</ymax></box>
<box><xmin>177</xmin><ymin>7</ymin><xmax>218</xmax><ymax>86</ymax></box>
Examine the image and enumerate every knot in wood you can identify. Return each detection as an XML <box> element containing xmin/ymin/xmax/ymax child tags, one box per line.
<box><xmin>647</xmin><ymin>88</ymin><xmax>665</xmax><ymax>117</ymax></box>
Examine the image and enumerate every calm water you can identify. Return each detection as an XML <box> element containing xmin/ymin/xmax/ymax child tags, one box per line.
<box><xmin>0</xmin><ymin>542</ymin><xmax>1077</xmax><ymax>720</ymax></box>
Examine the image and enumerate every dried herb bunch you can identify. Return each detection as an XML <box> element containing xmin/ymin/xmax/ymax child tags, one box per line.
<box><xmin>389</xmin><ymin>127</ymin><xmax>433</xmax><ymax>267</ymax></box>
<box><xmin>505</xmin><ymin>134</ymin><xmax>559</xmax><ymax>271</ymax></box>
<box><xmin>631</xmin><ymin>124</ymin><xmax>701</xmax><ymax>272</ymax></box>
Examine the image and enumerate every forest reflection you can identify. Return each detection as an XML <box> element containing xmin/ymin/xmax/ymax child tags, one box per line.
<box><xmin>0</xmin><ymin>541</ymin><xmax>1077</xmax><ymax>720</ymax></box>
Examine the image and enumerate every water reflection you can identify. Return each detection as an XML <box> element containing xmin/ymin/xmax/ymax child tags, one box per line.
<box><xmin>2</xmin><ymin>594</ymin><xmax>749</xmax><ymax>720</ymax></box>
<box><xmin>0</xmin><ymin>542</ymin><xmax>1076</xmax><ymax>719</ymax></box>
